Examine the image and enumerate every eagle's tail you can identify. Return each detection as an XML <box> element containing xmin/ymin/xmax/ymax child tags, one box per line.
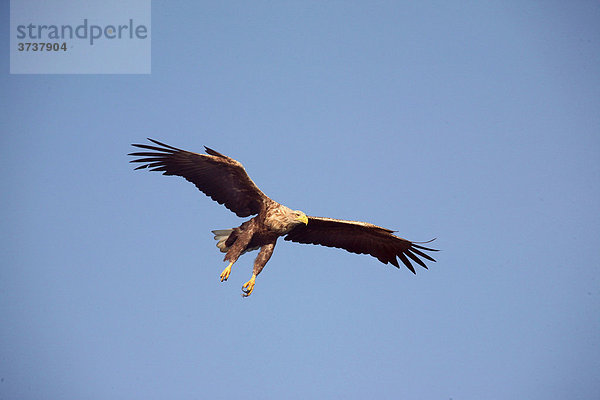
<box><xmin>212</xmin><ymin>229</ymin><xmax>260</xmax><ymax>255</ymax></box>
<box><xmin>212</xmin><ymin>229</ymin><xmax>233</xmax><ymax>253</ymax></box>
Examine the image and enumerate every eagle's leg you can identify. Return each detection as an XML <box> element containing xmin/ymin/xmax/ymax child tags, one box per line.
<box><xmin>241</xmin><ymin>242</ymin><xmax>275</xmax><ymax>297</ymax></box>
<box><xmin>220</xmin><ymin>261</ymin><xmax>234</xmax><ymax>282</ymax></box>
<box><xmin>221</xmin><ymin>227</ymin><xmax>253</xmax><ymax>284</ymax></box>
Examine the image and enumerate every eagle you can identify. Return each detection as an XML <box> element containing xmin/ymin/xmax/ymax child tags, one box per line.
<box><xmin>129</xmin><ymin>139</ymin><xmax>438</xmax><ymax>297</ymax></box>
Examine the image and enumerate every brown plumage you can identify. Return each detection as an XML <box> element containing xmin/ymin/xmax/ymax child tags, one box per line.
<box><xmin>129</xmin><ymin>138</ymin><xmax>438</xmax><ymax>296</ymax></box>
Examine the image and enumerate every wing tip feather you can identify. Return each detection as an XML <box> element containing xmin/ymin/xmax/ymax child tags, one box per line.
<box><xmin>204</xmin><ymin>146</ymin><xmax>228</xmax><ymax>158</ymax></box>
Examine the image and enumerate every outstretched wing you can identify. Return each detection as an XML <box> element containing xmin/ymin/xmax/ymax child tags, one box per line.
<box><xmin>129</xmin><ymin>138</ymin><xmax>269</xmax><ymax>217</ymax></box>
<box><xmin>284</xmin><ymin>216</ymin><xmax>438</xmax><ymax>273</ymax></box>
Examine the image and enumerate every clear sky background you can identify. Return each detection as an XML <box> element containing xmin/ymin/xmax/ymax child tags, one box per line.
<box><xmin>1</xmin><ymin>2</ymin><xmax>599</xmax><ymax>399</ymax></box>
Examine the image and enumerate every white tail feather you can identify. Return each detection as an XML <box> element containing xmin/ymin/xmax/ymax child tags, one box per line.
<box><xmin>211</xmin><ymin>229</ymin><xmax>260</xmax><ymax>255</ymax></box>
<box><xmin>212</xmin><ymin>229</ymin><xmax>233</xmax><ymax>253</ymax></box>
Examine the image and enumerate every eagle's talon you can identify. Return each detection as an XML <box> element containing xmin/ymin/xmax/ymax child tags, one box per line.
<box><xmin>241</xmin><ymin>274</ymin><xmax>256</xmax><ymax>297</ymax></box>
<box><xmin>220</xmin><ymin>262</ymin><xmax>233</xmax><ymax>282</ymax></box>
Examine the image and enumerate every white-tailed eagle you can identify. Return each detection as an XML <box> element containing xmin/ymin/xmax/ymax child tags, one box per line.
<box><xmin>129</xmin><ymin>139</ymin><xmax>437</xmax><ymax>296</ymax></box>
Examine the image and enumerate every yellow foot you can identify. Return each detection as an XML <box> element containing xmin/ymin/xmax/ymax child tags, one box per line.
<box><xmin>241</xmin><ymin>274</ymin><xmax>256</xmax><ymax>297</ymax></box>
<box><xmin>220</xmin><ymin>262</ymin><xmax>233</xmax><ymax>282</ymax></box>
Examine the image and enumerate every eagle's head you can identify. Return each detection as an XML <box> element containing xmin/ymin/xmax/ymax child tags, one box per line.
<box><xmin>292</xmin><ymin>210</ymin><xmax>309</xmax><ymax>226</ymax></box>
<box><xmin>266</xmin><ymin>206</ymin><xmax>309</xmax><ymax>234</ymax></box>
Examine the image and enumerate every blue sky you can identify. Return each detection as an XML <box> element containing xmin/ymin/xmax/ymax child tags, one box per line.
<box><xmin>2</xmin><ymin>1</ymin><xmax>599</xmax><ymax>399</ymax></box>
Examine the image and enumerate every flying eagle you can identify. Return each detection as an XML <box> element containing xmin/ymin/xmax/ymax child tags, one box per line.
<box><xmin>129</xmin><ymin>139</ymin><xmax>438</xmax><ymax>296</ymax></box>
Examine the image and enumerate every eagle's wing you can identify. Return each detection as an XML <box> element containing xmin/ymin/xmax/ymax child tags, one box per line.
<box><xmin>129</xmin><ymin>138</ymin><xmax>268</xmax><ymax>217</ymax></box>
<box><xmin>284</xmin><ymin>216</ymin><xmax>438</xmax><ymax>273</ymax></box>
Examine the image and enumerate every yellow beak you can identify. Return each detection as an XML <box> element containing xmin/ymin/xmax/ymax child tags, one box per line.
<box><xmin>296</xmin><ymin>214</ymin><xmax>309</xmax><ymax>225</ymax></box>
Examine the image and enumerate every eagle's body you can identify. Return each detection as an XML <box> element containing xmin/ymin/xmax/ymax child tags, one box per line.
<box><xmin>129</xmin><ymin>139</ymin><xmax>437</xmax><ymax>296</ymax></box>
<box><xmin>213</xmin><ymin>203</ymin><xmax>307</xmax><ymax>294</ymax></box>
